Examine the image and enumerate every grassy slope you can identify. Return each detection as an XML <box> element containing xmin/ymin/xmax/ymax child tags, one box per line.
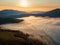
<box><xmin>0</xmin><ymin>29</ymin><xmax>54</xmax><ymax>45</ymax></box>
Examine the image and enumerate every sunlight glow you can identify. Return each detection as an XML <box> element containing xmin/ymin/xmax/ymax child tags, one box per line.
<box><xmin>20</xmin><ymin>0</ymin><xmax>28</xmax><ymax>7</ymax></box>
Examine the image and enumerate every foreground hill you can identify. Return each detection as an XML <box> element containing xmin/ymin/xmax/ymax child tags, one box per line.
<box><xmin>0</xmin><ymin>28</ymin><xmax>53</xmax><ymax>45</ymax></box>
<box><xmin>0</xmin><ymin>18</ymin><xmax>24</xmax><ymax>25</ymax></box>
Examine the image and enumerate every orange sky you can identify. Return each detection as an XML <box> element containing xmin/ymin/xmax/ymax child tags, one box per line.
<box><xmin>0</xmin><ymin>0</ymin><xmax>60</xmax><ymax>12</ymax></box>
<box><xmin>0</xmin><ymin>4</ymin><xmax>60</xmax><ymax>12</ymax></box>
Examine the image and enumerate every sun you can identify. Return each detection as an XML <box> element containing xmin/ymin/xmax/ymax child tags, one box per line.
<box><xmin>20</xmin><ymin>0</ymin><xmax>28</xmax><ymax>7</ymax></box>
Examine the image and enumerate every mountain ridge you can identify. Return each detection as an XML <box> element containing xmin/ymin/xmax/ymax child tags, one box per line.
<box><xmin>0</xmin><ymin>8</ymin><xmax>60</xmax><ymax>18</ymax></box>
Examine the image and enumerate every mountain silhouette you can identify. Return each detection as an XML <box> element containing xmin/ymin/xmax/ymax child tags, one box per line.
<box><xmin>30</xmin><ymin>8</ymin><xmax>60</xmax><ymax>17</ymax></box>
<box><xmin>44</xmin><ymin>8</ymin><xmax>60</xmax><ymax>17</ymax></box>
<box><xmin>30</xmin><ymin>11</ymin><xmax>45</xmax><ymax>14</ymax></box>
<box><xmin>0</xmin><ymin>9</ymin><xmax>28</xmax><ymax>18</ymax></box>
<box><xmin>0</xmin><ymin>9</ymin><xmax>60</xmax><ymax>18</ymax></box>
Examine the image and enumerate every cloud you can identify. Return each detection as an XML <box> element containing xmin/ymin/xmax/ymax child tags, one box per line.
<box><xmin>0</xmin><ymin>16</ymin><xmax>60</xmax><ymax>44</ymax></box>
<box><xmin>53</xmin><ymin>22</ymin><xmax>60</xmax><ymax>26</ymax></box>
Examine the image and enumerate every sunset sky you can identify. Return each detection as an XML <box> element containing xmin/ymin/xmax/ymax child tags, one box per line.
<box><xmin>0</xmin><ymin>0</ymin><xmax>60</xmax><ymax>12</ymax></box>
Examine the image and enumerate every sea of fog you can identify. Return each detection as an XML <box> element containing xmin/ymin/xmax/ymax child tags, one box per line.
<box><xmin>0</xmin><ymin>16</ymin><xmax>60</xmax><ymax>45</ymax></box>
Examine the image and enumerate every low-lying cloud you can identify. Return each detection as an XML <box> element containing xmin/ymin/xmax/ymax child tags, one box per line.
<box><xmin>0</xmin><ymin>16</ymin><xmax>60</xmax><ymax>45</ymax></box>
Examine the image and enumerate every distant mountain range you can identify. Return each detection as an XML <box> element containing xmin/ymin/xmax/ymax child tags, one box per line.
<box><xmin>43</xmin><ymin>9</ymin><xmax>60</xmax><ymax>17</ymax></box>
<box><xmin>30</xmin><ymin>11</ymin><xmax>45</xmax><ymax>14</ymax></box>
<box><xmin>0</xmin><ymin>8</ymin><xmax>60</xmax><ymax>18</ymax></box>
<box><xmin>31</xmin><ymin>8</ymin><xmax>60</xmax><ymax>17</ymax></box>
<box><xmin>0</xmin><ymin>9</ymin><xmax>28</xmax><ymax>18</ymax></box>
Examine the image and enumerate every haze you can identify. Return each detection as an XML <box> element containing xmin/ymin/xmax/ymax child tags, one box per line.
<box><xmin>0</xmin><ymin>0</ymin><xmax>60</xmax><ymax>12</ymax></box>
